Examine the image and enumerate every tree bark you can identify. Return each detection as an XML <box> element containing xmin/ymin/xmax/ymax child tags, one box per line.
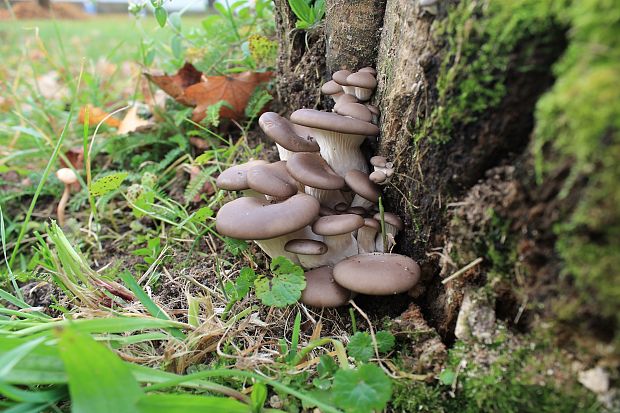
<box><xmin>38</xmin><ymin>0</ymin><xmax>51</xmax><ymax>10</ymax></box>
<box><xmin>324</xmin><ymin>0</ymin><xmax>387</xmax><ymax>73</ymax></box>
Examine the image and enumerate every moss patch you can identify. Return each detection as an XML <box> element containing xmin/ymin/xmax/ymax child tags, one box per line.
<box><xmin>534</xmin><ymin>0</ymin><xmax>620</xmax><ymax>341</ymax></box>
<box><xmin>417</xmin><ymin>0</ymin><xmax>565</xmax><ymax>143</ymax></box>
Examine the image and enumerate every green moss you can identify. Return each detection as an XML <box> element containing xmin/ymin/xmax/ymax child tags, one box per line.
<box><xmin>417</xmin><ymin>0</ymin><xmax>564</xmax><ymax>143</ymax></box>
<box><xmin>534</xmin><ymin>0</ymin><xmax>620</xmax><ymax>337</ymax></box>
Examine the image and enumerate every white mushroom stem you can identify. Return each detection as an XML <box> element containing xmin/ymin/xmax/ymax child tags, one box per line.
<box><xmin>375</xmin><ymin>223</ymin><xmax>400</xmax><ymax>253</ymax></box>
<box><xmin>354</xmin><ymin>87</ymin><xmax>373</xmax><ymax>101</ymax></box>
<box><xmin>320</xmin><ymin>234</ymin><xmax>359</xmax><ymax>266</ymax></box>
<box><xmin>254</xmin><ymin>226</ymin><xmax>317</xmax><ymax>265</ymax></box>
<box><xmin>241</xmin><ymin>189</ymin><xmax>267</xmax><ymax>200</ymax></box>
<box><xmin>305</xmin><ymin>186</ymin><xmax>347</xmax><ymax>208</ymax></box>
<box><xmin>307</xmin><ymin>129</ymin><xmax>368</xmax><ymax>177</ymax></box>
<box><xmin>357</xmin><ymin>226</ymin><xmax>378</xmax><ymax>254</ymax></box>
<box><xmin>350</xmin><ymin>194</ymin><xmax>376</xmax><ymax>210</ymax></box>
<box><xmin>342</xmin><ymin>85</ymin><xmax>356</xmax><ymax>95</ymax></box>
<box><xmin>57</xmin><ymin>184</ymin><xmax>71</xmax><ymax>227</ymax></box>
<box><xmin>275</xmin><ymin>143</ymin><xmax>293</xmax><ymax>161</ymax></box>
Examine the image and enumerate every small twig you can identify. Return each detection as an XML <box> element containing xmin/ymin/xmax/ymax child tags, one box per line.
<box><xmin>442</xmin><ymin>257</ymin><xmax>483</xmax><ymax>285</ymax></box>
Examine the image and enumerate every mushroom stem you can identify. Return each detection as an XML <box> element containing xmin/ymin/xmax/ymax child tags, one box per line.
<box><xmin>310</xmin><ymin>130</ymin><xmax>368</xmax><ymax>177</ymax></box>
<box><xmin>57</xmin><ymin>184</ymin><xmax>71</xmax><ymax>227</ymax></box>
<box><xmin>357</xmin><ymin>226</ymin><xmax>378</xmax><ymax>254</ymax></box>
<box><xmin>321</xmin><ymin>233</ymin><xmax>359</xmax><ymax>266</ymax></box>
<box><xmin>350</xmin><ymin>194</ymin><xmax>375</xmax><ymax>210</ymax></box>
<box><xmin>305</xmin><ymin>186</ymin><xmax>346</xmax><ymax>208</ymax></box>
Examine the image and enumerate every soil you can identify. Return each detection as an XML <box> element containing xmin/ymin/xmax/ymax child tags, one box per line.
<box><xmin>0</xmin><ymin>2</ymin><xmax>88</xmax><ymax>20</ymax></box>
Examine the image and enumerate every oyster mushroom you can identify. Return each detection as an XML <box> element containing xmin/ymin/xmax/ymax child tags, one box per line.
<box><xmin>374</xmin><ymin>212</ymin><xmax>404</xmax><ymax>252</ymax></box>
<box><xmin>286</xmin><ymin>152</ymin><xmax>346</xmax><ymax>208</ymax></box>
<box><xmin>300</xmin><ymin>266</ymin><xmax>351</xmax><ymax>307</ymax></box>
<box><xmin>346</xmin><ymin>71</ymin><xmax>377</xmax><ymax>101</ymax></box>
<box><xmin>312</xmin><ymin>214</ymin><xmax>364</xmax><ymax>265</ymax></box>
<box><xmin>285</xmin><ymin>239</ymin><xmax>328</xmax><ymax>269</ymax></box>
<box><xmin>333</xmin><ymin>253</ymin><xmax>421</xmax><ymax>295</ymax></box>
<box><xmin>345</xmin><ymin>169</ymin><xmax>381</xmax><ymax>210</ymax></box>
<box><xmin>258</xmin><ymin>112</ymin><xmax>320</xmax><ymax>161</ymax></box>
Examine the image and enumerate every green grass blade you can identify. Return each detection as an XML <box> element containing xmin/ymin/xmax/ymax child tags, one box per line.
<box><xmin>136</xmin><ymin>393</ymin><xmax>251</xmax><ymax>413</ymax></box>
<box><xmin>58</xmin><ymin>327</ymin><xmax>143</xmax><ymax>413</ymax></box>
<box><xmin>118</xmin><ymin>271</ymin><xmax>185</xmax><ymax>340</ymax></box>
<box><xmin>0</xmin><ymin>336</ymin><xmax>46</xmax><ymax>378</ymax></box>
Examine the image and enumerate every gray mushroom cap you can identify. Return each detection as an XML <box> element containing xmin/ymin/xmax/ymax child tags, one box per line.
<box><xmin>345</xmin><ymin>169</ymin><xmax>381</xmax><ymax>202</ymax></box>
<box><xmin>333</xmin><ymin>253</ymin><xmax>421</xmax><ymax>295</ymax></box>
<box><xmin>300</xmin><ymin>266</ymin><xmax>351</xmax><ymax>308</ymax></box>
<box><xmin>312</xmin><ymin>214</ymin><xmax>365</xmax><ymax>236</ymax></box>
<box><xmin>216</xmin><ymin>193</ymin><xmax>320</xmax><ymax>240</ymax></box>
<box><xmin>337</xmin><ymin>102</ymin><xmax>373</xmax><ymax>123</ymax></box>
<box><xmin>259</xmin><ymin>112</ymin><xmax>320</xmax><ymax>153</ymax></box>
<box><xmin>332</xmin><ymin>70</ymin><xmax>353</xmax><ymax>86</ymax></box>
<box><xmin>358</xmin><ymin>67</ymin><xmax>377</xmax><ymax>76</ymax></box>
<box><xmin>321</xmin><ymin>80</ymin><xmax>344</xmax><ymax>95</ymax></box>
<box><xmin>373</xmin><ymin>211</ymin><xmax>404</xmax><ymax>230</ymax></box>
<box><xmin>290</xmin><ymin>109</ymin><xmax>379</xmax><ymax>136</ymax></box>
<box><xmin>246</xmin><ymin>161</ymin><xmax>299</xmax><ymax>198</ymax></box>
<box><xmin>370</xmin><ymin>156</ymin><xmax>388</xmax><ymax>167</ymax></box>
<box><xmin>285</xmin><ymin>239</ymin><xmax>328</xmax><ymax>255</ymax></box>
<box><xmin>346</xmin><ymin>72</ymin><xmax>377</xmax><ymax>89</ymax></box>
<box><xmin>286</xmin><ymin>152</ymin><xmax>345</xmax><ymax>190</ymax></box>
<box><xmin>216</xmin><ymin>160</ymin><xmax>269</xmax><ymax>190</ymax></box>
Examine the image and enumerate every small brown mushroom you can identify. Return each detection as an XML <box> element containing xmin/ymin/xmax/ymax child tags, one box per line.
<box><xmin>312</xmin><ymin>214</ymin><xmax>364</xmax><ymax>265</ymax></box>
<box><xmin>332</xmin><ymin>70</ymin><xmax>355</xmax><ymax>95</ymax></box>
<box><xmin>300</xmin><ymin>266</ymin><xmax>351</xmax><ymax>308</ymax></box>
<box><xmin>56</xmin><ymin>168</ymin><xmax>79</xmax><ymax>227</ymax></box>
<box><xmin>346</xmin><ymin>72</ymin><xmax>377</xmax><ymax>101</ymax></box>
<box><xmin>258</xmin><ymin>112</ymin><xmax>320</xmax><ymax>161</ymax></box>
<box><xmin>286</xmin><ymin>152</ymin><xmax>346</xmax><ymax>207</ymax></box>
<box><xmin>285</xmin><ymin>238</ymin><xmax>328</xmax><ymax>269</ymax></box>
<box><xmin>333</xmin><ymin>253</ymin><xmax>421</xmax><ymax>295</ymax></box>
<box><xmin>345</xmin><ymin>169</ymin><xmax>381</xmax><ymax>210</ymax></box>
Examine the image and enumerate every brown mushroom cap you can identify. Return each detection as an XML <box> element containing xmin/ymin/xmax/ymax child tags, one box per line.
<box><xmin>369</xmin><ymin>170</ymin><xmax>388</xmax><ymax>184</ymax></box>
<box><xmin>312</xmin><ymin>214</ymin><xmax>364</xmax><ymax>236</ymax></box>
<box><xmin>56</xmin><ymin>168</ymin><xmax>78</xmax><ymax>185</ymax></box>
<box><xmin>216</xmin><ymin>193</ymin><xmax>320</xmax><ymax>240</ymax></box>
<box><xmin>332</xmin><ymin>70</ymin><xmax>352</xmax><ymax>86</ymax></box>
<box><xmin>366</xmin><ymin>105</ymin><xmax>380</xmax><ymax>116</ymax></box>
<box><xmin>300</xmin><ymin>266</ymin><xmax>351</xmax><ymax>308</ymax></box>
<box><xmin>370</xmin><ymin>156</ymin><xmax>388</xmax><ymax>167</ymax></box>
<box><xmin>373</xmin><ymin>211</ymin><xmax>404</xmax><ymax>230</ymax></box>
<box><xmin>358</xmin><ymin>67</ymin><xmax>377</xmax><ymax>76</ymax></box>
<box><xmin>363</xmin><ymin>217</ymin><xmax>381</xmax><ymax>230</ymax></box>
<box><xmin>286</xmin><ymin>152</ymin><xmax>345</xmax><ymax>190</ymax></box>
<box><xmin>285</xmin><ymin>239</ymin><xmax>328</xmax><ymax>255</ymax></box>
<box><xmin>259</xmin><ymin>112</ymin><xmax>320</xmax><ymax>153</ymax></box>
<box><xmin>290</xmin><ymin>109</ymin><xmax>379</xmax><ymax>136</ymax></box>
<box><xmin>346</xmin><ymin>206</ymin><xmax>367</xmax><ymax>215</ymax></box>
<box><xmin>319</xmin><ymin>206</ymin><xmax>338</xmax><ymax>216</ymax></box>
<box><xmin>216</xmin><ymin>160</ymin><xmax>268</xmax><ymax>191</ymax></box>
<box><xmin>334</xmin><ymin>203</ymin><xmax>348</xmax><ymax>212</ymax></box>
<box><xmin>345</xmin><ymin>170</ymin><xmax>380</xmax><ymax>203</ymax></box>
<box><xmin>246</xmin><ymin>161</ymin><xmax>299</xmax><ymax>198</ymax></box>
<box><xmin>321</xmin><ymin>80</ymin><xmax>344</xmax><ymax>95</ymax></box>
<box><xmin>336</xmin><ymin>102</ymin><xmax>373</xmax><ymax>123</ymax></box>
<box><xmin>346</xmin><ymin>72</ymin><xmax>378</xmax><ymax>89</ymax></box>
<box><xmin>333</xmin><ymin>253</ymin><xmax>421</xmax><ymax>295</ymax></box>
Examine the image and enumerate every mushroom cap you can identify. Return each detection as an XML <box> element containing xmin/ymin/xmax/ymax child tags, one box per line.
<box><xmin>363</xmin><ymin>217</ymin><xmax>381</xmax><ymax>230</ymax></box>
<box><xmin>216</xmin><ymin>160</ymin><xmax>268</xmax><ymax>191</ymax></box>
<box><xmin>286</xmin><ymin>152</ymin><xmax>345</xmax><ymax>190</ymax></box>
<box><xmin>300</xmin><ymin>266</ymin><xmax>351</xmax><ymax>308</ymax></box>
<box><xmin>333</xmin><ymin>253</ymin><xmax>421</xmax><ymax>295</ymax></box>
<box><xmin>332</xmin><ymin>70</ymin><xmax>352</xmax><ymax>86</ymax></box>
<box><xmin>56</xmin><ymin>168</ymin><xmax>78</xmax><ymax>185</ymax></box>
<box><xmin>358</xmin><ymin>67</ymin><xmax>377</xmax><ymax>76</ymax></box>
<box><xmin>285</xmin><ymin>239</ymin><xmax>328</xmax><ymax>255</ymax></box>
<box><xmin>346</xmin><ymin>206</ymin><xmax>367</xmax><ymax>215</ymax></box>
<box><xmin>290</xmin><ymin>109</ymin><xmax>379</xmax><ymax>136</ymax></box>
<box><xmin>336</xmin><ymin>102</ymin><xmax>373</xmax><ymax>123</ymax></box>
<box><xmin>312</xmin><ymin>214</ymin><xmax>364</xmax><ymax>236</ymax></box>
<box><xmin>366</xmin><ymin>105</ymin><xmax>380</xmax><ymax>116</ymax></box>
<box><xmin>216</xmin><ymin>193</ymin><xmax>320</xmax><ymax>240</ymax></box>
<box><xmin>345</xmin><ymin>169</ymin><xmax>380</xmax><ymax>202</ymax></box>
<box><xmin>369</xmin><ymin>170</ymin><xmax>388</xmax><ymax>183</ymax></box>
<box><xmin>334</xmin><ymin>203</ymin><xmax>348</xmax><ymax>212</ymax></box>
<box><xmin>373</xmin><ymin>211</ymin><xmax>403</xmax><ymax>230</ymax></box>
<box><xmin>346</xmin><ymin>72</ymin><xmax>377</xmax><ymax>89</ymax></box>
<box><xmin>321</xmin><ymin>80</ymin><xmax>344</xmax><ymax>95</ymax></box>
<box><xmin>370</xmin><ymin>155</ymin><xmax>388</xmax><ymax>167</ymax></box>
<box><xmin>246</xmin><ymin>161</ymin><xmax>299</xmax><ymax>198</ymax></box>
<box><xmin>259</xmin><ymin>112</ymin><xmax>320</xmax><ymax>153</ymax></box>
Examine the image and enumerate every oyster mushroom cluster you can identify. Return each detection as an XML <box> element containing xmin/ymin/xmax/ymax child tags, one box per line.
<box><xmin>215</xmin><ymin>68</ymin><xmax>419</xmax><ymax>308</ymax></box>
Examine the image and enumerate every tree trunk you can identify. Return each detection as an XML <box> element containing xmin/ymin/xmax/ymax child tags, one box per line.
<box><xmin>38</xmin><ymin>0</ymin><xmax>51</xmax><ymax>10</ymax></box>
<box><xmin>324</xmin><ymin>0</ymin><xmax>387</xmax><ymax>73</ymax></box>
<box><xmin>272</xmin><ymin>0</ymin><xmax>620</xmax><ymax>385</ymax></box>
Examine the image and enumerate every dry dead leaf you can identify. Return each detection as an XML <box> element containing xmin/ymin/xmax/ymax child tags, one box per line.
<box><xmin>145</xmin><ymin>63</ymin><xmax>273</xmax><ymax>122</ymax></box>
<box><xmin>78</xmin><ymin>104</ymin><xmax>121</xmax><ymax>128</ymax></box>
<box><xmin>117</xmin><ymin>105</ymin><xmax>153</xmax><ymax>135</ymax></box>
<box><xmin>35</xmin><ymin>71</ymin><xmax>68</xmax><ymax>100</ymax></box>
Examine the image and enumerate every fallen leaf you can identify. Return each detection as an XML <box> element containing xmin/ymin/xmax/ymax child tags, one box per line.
<box><xmin>145</xmin><ymin>63</ymin><xmax>273</xmax><ymax>122</ymax></box>
<box><xmin>35</xmin><ymin>71</ymin><xmax>68</xmax><ymax>100</ymax></box>
<box><xmin>79</xmin><ymin>104</ymin><xmax>121</xmax><ymax>128</ymax></box>
<box><xmin>117</xmin><ymin>105</ymin><xmax>153</xmax><ymax>135</ymax></box>
<box><xmin>61</xmin><ymin>146</ymin><xmax>85</xmax><ymax>170</ymax></box>
<box><xmin>145</xmin><ymin>62</ymin><xmax>202</xmax><ymax>100</ymax></box>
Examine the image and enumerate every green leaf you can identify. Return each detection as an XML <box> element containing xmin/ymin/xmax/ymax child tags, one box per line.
<box><xmin>168</xmin><ymin>11</ymin><xmax>182</xmax><ymax>30</ymax></box>
<box><xmin>136</xmin><ymin>393</ymin><xmax>250</xmax><ymax>413</ymax></box>
<box><xmin>192</xmin><ymin>206</ymin><xmax>213</xmax><ymax>223</ymax></box>
<box><xmin>288</xmin><ymin>0</ymin><xmax>312</xmax><ymax>24</ymax></box>
<box><xmin>235</xmin><ymin>267</ymin><xmax>257</xmax><ymax>297</ymax></box>
<box><xmin>171</xmin><ymin>35</ymin><xmax>184</xmax><ymax>60</ymax></box>
<box><xmin>375</xmin><ymin>331</ymin><xmax>395</xmax><ymax>353</ymax></box>
<box><xmin>438</xmin><ymin>368</ymin><xmax>456</xmax><ymax>385</ymax></box>
<box><xmin>332</xmin><ymin>364</ymin><xmax>392</xmax><ymax>413</ymax></box>
<box><xmin>347</xmin><ymin>332</ymin><xmax>373</xmax><ymax>363</ymax></box>
<box><xmin>224</xmin><ymin>238</ymin><xmax>248</xmax><ymax>256</ymax></box>
<box><xmin>90</xmin><ymin>172</ymin><xmax>128</xmax><ymax>197</ymax></box>
<box><xmin>154</xmin><ymin>7</ymin><xmax>167</xmax><ymax>27</ymax></box>
<box><xmin>317</xmin><ymin>355</ymin><xmax>338</xmax><ymax>378</ymax></box>
<box><xmin>244</xmin><ymin>88</ymin><xmax>273</xmax><ymax>119</ymax></box>
<box><xmin>250</xmin><ymin>382</ymin><xmax>267</xmax><ymax>413</ymax></box>
<box><xmin>57</xmin><ymin>327</ymin><xmax>143</xmax><ymax>413</ymax></box>
<box><xmin>254</xmin><ymin>257</ymin><xmax>305</xmax><ymax>307</ymax></box>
